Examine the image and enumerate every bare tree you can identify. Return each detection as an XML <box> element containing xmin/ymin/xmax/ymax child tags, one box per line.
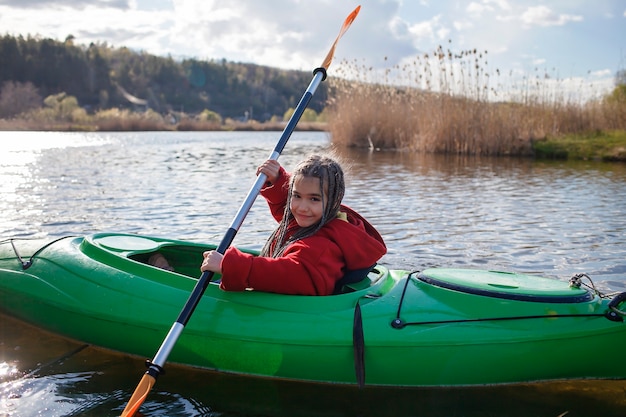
<box><xmin>0</xmin><ymin>81</ymin><xmax>42</xmax><ymax>118</ymax></box>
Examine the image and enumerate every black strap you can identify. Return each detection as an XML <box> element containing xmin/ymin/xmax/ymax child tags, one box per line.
<box><xmin>353</xmin><ymin>301</ymin><xmax>365</xmax><ymax>388</ymax></box>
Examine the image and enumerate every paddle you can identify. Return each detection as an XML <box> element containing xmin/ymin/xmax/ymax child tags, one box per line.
<box><xmin>120</xmin><ymin>6</ymin><xmax>361</xmax><ymax>416</ymax></box>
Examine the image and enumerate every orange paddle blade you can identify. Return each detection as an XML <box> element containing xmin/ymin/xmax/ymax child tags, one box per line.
<box><xmin>120</xmin><ymin>373</ymin><xmax>156</xmax><ymax>417</ymax></box>
<box><xmin>320</xmin><ymin>5</ymin><xmax>361</xmax><ymax>70</ymax></box>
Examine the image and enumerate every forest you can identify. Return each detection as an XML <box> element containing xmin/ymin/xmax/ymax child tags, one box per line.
<box><xmin>0</xmin><ymin>34</ymin><xmax>328</xmax><ymax>122</ymax></box>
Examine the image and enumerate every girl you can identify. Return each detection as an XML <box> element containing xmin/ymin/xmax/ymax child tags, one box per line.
<box><xmin>201</xmin><ymin>154</ymin><xmax>386</xmax><ymax>295</ymax></box>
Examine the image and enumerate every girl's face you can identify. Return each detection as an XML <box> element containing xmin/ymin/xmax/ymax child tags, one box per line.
<box><xmin>290</xmin><ymin>175</ymin><xmax>326</xmax><ymax>227</ymax></box>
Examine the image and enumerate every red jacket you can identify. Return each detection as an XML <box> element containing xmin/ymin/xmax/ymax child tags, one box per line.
<box><xmin>219</xmin><ymin>167</ymin><xmax>387</xmax><ymax>295</ymax></box>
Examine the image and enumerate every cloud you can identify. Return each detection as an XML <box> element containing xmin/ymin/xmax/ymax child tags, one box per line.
<box><xmin>453</xmin><ymin>20</ymin><xmax>473</xmax><ymax>32</ymax></box>
<box><xmin>466</xmin><ymin>0</ymin><xmax>511</xmax><ymax>17</ymax></box>
<box><xmin>466</xmin><ymin>2</ymin><xmax>494</xmax><ymax>18</ymax></box>
<box><xmin>398</xmin><ymin>14</ymin><xmax>450</xmax><ymax>46</ymax></box>
<box><xmin>0</xmin><ymin>0</ymin><xmax>619</xmax><ymax>97</ymax></box>
<box><xmin>158</xmin><ymin>1</ymin><xmax>363</xmax><ymax>68</ymax></box>
<box><xmin>0</xmin><ymin>0</ymin><xmax>130</xmax><ymax>9</ymax></box>
<box><xmin>589</xmin><ymin>69</ymin><xmax>612</xmax><ymax>78</ymax></box>
<box><xmin>520</xmin><ymin>6</ymin><xmax>583</xmax><ymax>28</ymax></box>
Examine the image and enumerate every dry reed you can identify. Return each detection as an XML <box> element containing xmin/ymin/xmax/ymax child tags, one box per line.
<box><xmin>328</xmin><ymin>43</ymin><xmax>625</xmax><ymax>155</ymax></box>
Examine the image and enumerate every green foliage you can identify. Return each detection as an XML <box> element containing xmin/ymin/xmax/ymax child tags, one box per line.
<box><xmin>531</xmin><ymin>139</ymin><xmax>569</xmax><ymax>159</ymax></box>
<box><xmin>301</xmin><ymin>108</ymin><xmax>318</xmax><ymax>122</ymax></box>
<box><xmin>283</xmin><ymin>108</ymin><xmax>295</xmax><ymax>121</ymax></box>
<box><xmin>533</xmin><ymin>130</ymin><xmax>626</xmax><ymax>162</ymax></box>
<box><xmin>282</xmin><ymin>107</ymin><xmax>321</xmax><ymax>123</ymax></box>
<box><xmin>605</xmin><ymin>84</ymin><xmax>626</xmax><ymax>104</ymax></box>
<box><xmin>198</xmin><ymin>109</ymin><xmax>222</xmax><ymax>124</ymax></box>
<box><xmin>0</xmin><ymin>34</ymin><xmax>328</xmax><ymax>121</ymax></box>
<box><xmin>42</xmin><ymin>92</ymin><xmax>82</xmax><ymax>121</ymax></box>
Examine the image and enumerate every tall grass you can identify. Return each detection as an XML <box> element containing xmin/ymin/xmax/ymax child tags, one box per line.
<box><xmin>328</xmin><ymin>43</ymin><xmax>625</xmax><ymax>155</ymax></box>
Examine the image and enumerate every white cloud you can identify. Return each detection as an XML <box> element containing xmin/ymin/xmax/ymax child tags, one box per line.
<box><xmin>405</xmin><ymin>14</ymin><xmax>450</xmax><ymax>43</ymax></box>
<box><xmin>407</xmin><ymin>19</ymin><xmax>437</xmax><ymax>41</ymax></box>
<box><xmin>436</xmin><ymin>26</ymin><xmax>450</xmax><ymax>41</ymax></box>
<box><xmin>589</xmin><ymin>69</ymin><xmax>612</xmax><ymax>78</ymax></box>
<box><xmin>485</xmin><ymin>0</ymin><xmax>511</xmax><ymax>11</ymax></box>
<box><xmin>172</xmin><ymin>0</ymin><xmax>239</xmax><ymax>23</ymax></box>
<box><xmin>467</xmin><ymin>2</ymin><xmax>493</xmax><ymax>18</ymax></box>
<box><xmin>389</xmin><ymin>16</ymin><xmax>412</xmax><ymax>40</ymax></box>
<box><xmin>520</xmin><ymin>6</ymin><xmax>583</xmax><ymax>28</ymax></box>
<box><xmin>453</xmin><ymin>20</ymin><xmax>473</xmax><ymax>31</ymax></box>
<box><xmin>466</xmin><ymin>0</ymin><xmax>510</xmax><ymax>17</ymax></box>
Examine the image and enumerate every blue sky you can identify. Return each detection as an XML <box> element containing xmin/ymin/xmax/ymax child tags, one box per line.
<box><xmin>1</xmin><ymin>0</ymin><xmax>624</xmax><ymax>98</ymax></box>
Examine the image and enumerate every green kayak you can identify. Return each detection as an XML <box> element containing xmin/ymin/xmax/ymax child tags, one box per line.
<box><xmin>1</xmin><ymin>232</ymin><xmax>625</xmax><ymax>387</ymax></box>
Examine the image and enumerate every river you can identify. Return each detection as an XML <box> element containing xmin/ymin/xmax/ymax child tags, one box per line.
<box><xmin>1</xmin><ymin>130</ymin><xmax>625</xmax><ymax>416</ymax></box>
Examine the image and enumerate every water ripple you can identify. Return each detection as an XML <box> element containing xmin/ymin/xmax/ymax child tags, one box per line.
<box><xmin>1</xmin><ymin>131</ymin><xmax>625</xmax><ymax>289</ymax></box>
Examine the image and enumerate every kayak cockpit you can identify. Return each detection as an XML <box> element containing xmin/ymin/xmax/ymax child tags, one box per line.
<box><xmin>81</xmin><ymin>233</ymin><xmax>395</xmax><ymax>296</ymax></box>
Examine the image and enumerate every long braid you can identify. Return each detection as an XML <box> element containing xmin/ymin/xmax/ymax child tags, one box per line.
<box><xmin>260</xmin><ymin>155</ymin><xmax>345</xmax><ymax>258</ymax></box>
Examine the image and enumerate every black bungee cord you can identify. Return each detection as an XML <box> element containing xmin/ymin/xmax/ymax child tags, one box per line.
<box><xmin>2</xmin><ymin>235</ymin><xmax>76</xmax><ymax>270</ymax></box>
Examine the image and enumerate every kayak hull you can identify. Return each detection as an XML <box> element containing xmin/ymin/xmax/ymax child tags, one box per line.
<box><xmin>1</xmin><ymin>233</ymin><xmax>625</xmax><ymax>387</ymax></box>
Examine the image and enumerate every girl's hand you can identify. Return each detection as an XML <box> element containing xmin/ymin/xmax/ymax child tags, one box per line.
<box><xmin>201</xmin><ymin>250</ymin><xmax>223</xmax><ymax>274</ymax></box>
<box><xmin>256</xmin><ymin>159</ymin><xmax>281</xmax><ymax>185</ymax></box>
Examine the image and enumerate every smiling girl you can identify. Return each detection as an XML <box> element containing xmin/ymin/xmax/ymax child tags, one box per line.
<box><xmin>201</xmin><ymin>154</ymin><xmax>387</xmax><ymax>295</ymax></box>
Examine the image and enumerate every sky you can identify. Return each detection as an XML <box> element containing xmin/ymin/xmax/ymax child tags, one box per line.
<box><xmin>1</xmin><ymin>0</ymin><xmax>624</xmax><ymax>100</ymax></box>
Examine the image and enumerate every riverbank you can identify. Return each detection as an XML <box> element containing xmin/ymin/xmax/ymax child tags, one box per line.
<box><xmin>533</xmin><ymin>130</ymin><xmax>626</xmax><ymax>162</ymax></box>
<box><xmin>0</xmin><ymin>117</ymin><xmax>328</xmax><ymax>133</ymax></box>
<box><xmin>1</xmin><ymin>117</ymin><xmax>625</xmax><ymax>162</ymax></box>
<box><xmin>327</xmin><ymin>79</ymin><xmax>626</xmax><ymax>161</ymax></box>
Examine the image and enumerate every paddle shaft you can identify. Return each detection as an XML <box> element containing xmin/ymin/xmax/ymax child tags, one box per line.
<box><xmin>147</xmin><ymin>67</ymin><xmax>327</xmax><ymax>374</ymax></box>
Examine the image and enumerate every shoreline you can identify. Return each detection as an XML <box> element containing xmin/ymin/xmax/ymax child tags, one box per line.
<box><xmin>1</xmin><ymin>119</ymin><xmax>624</xmax><ymax>162</ymax></box>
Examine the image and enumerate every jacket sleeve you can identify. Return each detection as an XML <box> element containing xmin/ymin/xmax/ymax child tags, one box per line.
<box><xmin>260</xmin><ymin>167</ymin><xmax>290</xmax><ymax>222</ymax></box>
<box><xmin>219</xmin><ymin>237</ymin><xmax>344</xmax><ymax>295</ymax></box>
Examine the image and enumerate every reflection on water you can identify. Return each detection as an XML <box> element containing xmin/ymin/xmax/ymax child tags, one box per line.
<box><xmin>341</xmin><ymin>148</ymin><xmax>626</xmax><ymax>291</ymax></box>
<box><xmin>2</xmin><ymin>313</ymin><xmax>626</xmax><ymax>417</ymax></box>
<box><xmin>1</xmin><ymin>131</ymin><xmax>626</xmax><ymax>416</ymax></box>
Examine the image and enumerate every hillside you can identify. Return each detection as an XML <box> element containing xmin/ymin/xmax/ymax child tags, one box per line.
<box><xmin>0</xmin><ymin>34</ymin><xmax>328</xmax><ymax>121</ymax></box>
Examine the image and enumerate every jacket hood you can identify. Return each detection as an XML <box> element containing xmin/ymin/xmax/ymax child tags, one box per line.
<box><xmin>318</xmin><ymin>204</ymin><xmax>387</xmax><ymax>271</ymax></box>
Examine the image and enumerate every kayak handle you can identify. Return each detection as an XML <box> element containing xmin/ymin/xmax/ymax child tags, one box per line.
<box><xmin>606</xmin><ymin>292</ymin><xmax>626</xmax><ymax>322</ymax></box>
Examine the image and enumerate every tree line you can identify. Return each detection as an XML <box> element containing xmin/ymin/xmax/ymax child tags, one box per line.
<box><xmin>0</xmin><ymin>34</ymin><xmax>328</xmax><ymax>121</ymax></box>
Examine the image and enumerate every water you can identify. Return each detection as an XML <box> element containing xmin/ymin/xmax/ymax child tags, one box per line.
<box><xmin>1</xmin><ymin>131</ymin><xmax>626</xmax><ymax>416</ymax></box>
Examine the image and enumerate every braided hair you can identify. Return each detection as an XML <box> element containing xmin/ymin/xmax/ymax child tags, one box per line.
<box><xmin>260</xmin><ymin>154</ymin><xmax>345</xmax><ymax>258</ymax></box>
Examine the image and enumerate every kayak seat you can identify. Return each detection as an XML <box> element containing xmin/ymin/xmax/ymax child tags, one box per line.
<box><xmin>129</xmin><ymin>245</ymin><xmax>211</xmax><ymax>277</ymax></box>
<box><xmin>334</xmin><ymin>264</ymin><xmax>377</xmax><ymax>294</ymax></box>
